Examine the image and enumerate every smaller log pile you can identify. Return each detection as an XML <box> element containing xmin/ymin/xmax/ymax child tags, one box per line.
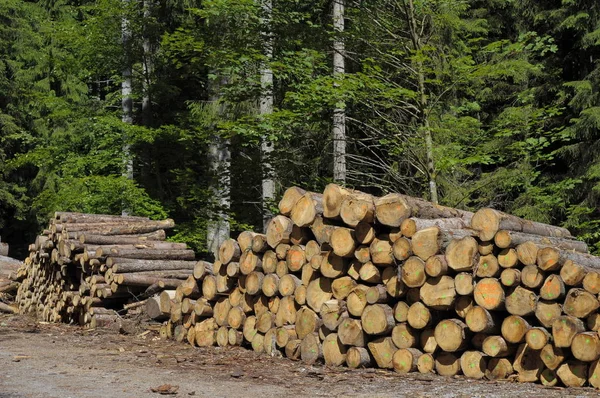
<box><xmin>14</xmin><ymin>212</ymin><xmax>206</xmax><ymax>328</ymax></box>
<box><xmin>0</xmin><ymin>237</ymin><xmax>21</xmax><ymax>313</ymax></box>
<box><xmin>155</xmin><ymin>184</ymin><xmax>600</xmax><ymax>389</ymax></box>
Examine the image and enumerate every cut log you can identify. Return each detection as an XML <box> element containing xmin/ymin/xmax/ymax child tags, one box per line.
<box><xmin>346</xmin><ymin>346</ymin><xmax>373</xmax><ymax>368</ymax></box>
<box><xmin>354</xmin><ymin>245</ymin><xmax>371</xmax><ymax>264</ymax></box>
<box><xmin>300</xmin><ymin>333</ymin><xmax>322</xmax><ymax>364</ymax></box>
<box><xmin>560</xmin><ymin>260</ymin><xmax>587</xmax><ymax>286</ymax></box>
<box><xmin>501</xmin><ymin>315</ymin><xmax>530</xmax><ymax>344</ymax></box>
<box><xmin>285</xmin><ymin>245</ymin><xmax>306</xmax><ymax>272</ymax></box>
<box><xmin>515</xmin><ymin>241</ymin><xmax>538</xmax><ymax>266</ymax></box>
<box><xmin>454</xmin><ymin>273</ymin><xmax>474</xmax><ymax>296</ymax></box>
<box><xmin>354</xmin><ymin>221</ymin><xmax>375</xmax><ymax>245</ymax></box>
<box><xmin>435</xmin><ymin>352</ymin><xmax>461</xmax><ymax>376</ymax></box>
<box><xmin>407</xmin><ymin>302</ymin><xmax>433</xmax><ymax>330</ymax></box>
<box><xmin>320</xmin><ymin>299</ymin><xmax>347</xmax><ymax>331</ymax></box>
<box><xmin>419</xmin><ymin>275</ymin><xmax>456</xmax><ymax>310</ymax></box>
<box><xmin>540</xmin><ymin>344</ymin><xmax>565</xmax><ymax>371</ymax></box>
<box><xmin>295</xmin><ymin>306</ymin><xmax>321</xmax><ymax>339</ymax></box>
<box><xmin>331</xmin><ymin>276</ymin><xmax>357</xmax><ymax>300</ymax></box>
<box><xmin>539</xmin><ymin>274</ymin><xmax>566</xmax><ymax>301</ymax></box>
<box><xmin>251</xmin><ymin>234</ymin><xmax>269</xmax><ymax>253</ymax></box>
<box><xmin>552</xmin><ymin>315</ymin><xmax>586</xmax><ymax>347</ymax></box>
<box><xmin>513</xmin><ymin>343</ymin><xmax>544</xmax><ymax>383</ymax></box>
<box><xmin>535</xmin><ymin>300</ymin><xmax>562</xmax><ymax>329</ymax></box>
<box><xmin>278</xmin><ymin>186</ymin><xmax>306</xmax><ymax>216</ymax></box>
<box><xmin>338</xmin><ymin>317</ymin><xmax>366</xmax><ymax>347</ymax></box>
<box><xmin>434</xmin><ymin>318</ymin><xmax>469</xmax><ymax>352</ymax></box>
<box><xmin>309</xmin><ymin>216</ymin><xmax>336</xmax><ymax>245</ymax></box>
<box><xmin>505</xmin><ymin>286</ymin><xmax>537</xmax><ymax>316</ymax></box>
<box><xmin>475</xmin><ymin>254</ymin><xmax>500</xmax><ymax>278</ymax></box>
<box><xmin>589</xmin><ymin>359</ymin><xmax>600</xmax><ymax>388</ymax></box>
<box><xmin>266</xmin><ymin>216</ymin><xmax>294</xmax><ymax>248</ymax></box>
<box><xmin>445</xmin><ymin>236</ymin><xmax>479</xmax><ymax>272</ymax></box>
<box><xmin>401</xmin><ymin>217</ymin><xmax>470</xmax><ymax>238</ymax></box>
<box><xmin>261</xmin><ymin>274</ymin><xmax>280</xmax><ymax>297</ymax></box>
<box><xmin>419</xmin><ymin>329</ymin><xmax>438</xmax><ymax>353</ymax></box>
<box><xmin>460</xmin><ymin>351</ymin><xmax>487</xmax><ymax>380</ymax></box>
<box><xmin>109</xmin><ymin>259</ymin><xmax>198</xmax><ymax>273</ymax></box>
<box><xmin>361</xmin><ymin>304</ymin><xmax>395</xmax><ymax>335</ymax></box>
<box><xmin>322</xmin><ymin>184</ymin><xmax>353</xmax><ymax>219</ymax></box>
<box><xmin>245</xmin><ymin>271</ymin><xmax>264</xmax><ymax>295</ymax></box>
<box><xmin>497</xmin><ymin>248</ymin><xmax>518</xmax><ymax>269</ymax></box>
<box><xmin>523</xmin><ymin>327</ymin><xmax>551</xmax><ymax>351</ymax></box>
<box><xmin>417</xmin><ymin>353</ymin><xmax>435</xmax><ymax>374</ymax></box>
<box><xmin>340</xmin><ymin>191</ymin><xmax>375</xmax><ymax>227</ymax></box>
<box><xmin>465</xmin><ymin>306</ymin><xmax>501</xmax><ymax>333</ymax></box>
<box><xmin>411</xmin><ymin>227</ymin><xmax>441</xmax><ymax>261</ymax></box>
<box><xmin>365</xmin><ymin>284</ymin><xmax>388</xmax><ymax>304</ymax></box>
<box><xmin>320</xmin><ymin>252</ymin><xmax>347</xmax><ymax>278</ymax></box>
<box><xmin>401</xmin><ymin>257</ymin><xmax>426</xmax><ymax>288</ymax></box>
<box><xmin>494</xmin><ymin>230</ymin><xmax>585</xmax><ymax>252</ymax></box>
<box><xmin>556</xmin><ymin>360</ymin><xmax>588</xmax><ymax>387</ymax></box>
<box><xmin>393</xmin><ymin>301</ymin><xmax>410</xmax><ymax>323</ymax></box>
<box><xmin>219</xmin><ymin>239</ymin><xmax>241</xmax><ymax>264</ymax></box>
<box><xmin>376</xmin><ymin>193</ymin><xmax>472</xmax><ymax>230</ymax></box>
<box><xmin>485</xmin><ymin>358</ymin><xmax>513</xmax><ymax>380</ymax></box>
<box><xmin>482</xmin><ymin>335</ymin><xmax>514</xmax><ymax>358</ymax></box>
<box><xmin>391</xmin><ymin>323</ymin><xmax>419</xmax><ymax>349</ymax></box>
<box><xmin>291</xmin><ymin>192</ymin><xmax>323</xmax><ymax>227</ymax></box>
<box><xmin>330</xmin><ymin>227</ymin><xmax>356</xmax><ymax>258</ymax></box>
<box><xmin>563</xmin><ymin>288</ymin><xmax>600</xmax><ymax>318</ymax></box>
<box><xmin>583</xmin><ymin>271</ymin><xmax>600</xmax><ymax>294</ymax></box>
<box><xmin>471</xmin><ymin>208</ymin><xmax>571</xmax><ymax>241</ymax></box>
<box><xmin>424</xmin><ymin>255</ymin><xmax>448</xmax><ymax>277</ymax></box>
<box><xmin>323</xmin><ymin>333</ymin><xmax>347</xmax><ymax>366</ymax></box>
<box><xmin>393</xmin><ymin>348</ymin><xmax>423</xmax><ymax>374</ymax></box>
<box><xmin>369</xmin><ymin>238</ymin><xmax>393</xmax><ymax>266</ymax></box>
<box><xmin>105</xmin><ymin>248</ymin><xmax>195</xmax><ymax>261</ymax></box>
<box><xmin>367</xmin><ymin>336</ymin><xmax>396</xmax><ymax>369</ymax></box>
<box><xmin>392</xmin><ymin>238</ymin><xmax>412</xmax><ymax>262</ymax></box>
<box><xmin>239</xmin><ymin>250</ymin><xmax>263</xmax><ymax>275</ymax></box>
<box><xmin>243</xmin><ymin>315</ymin><xmax>258</xmax><ymax>342</ymax></box>
<box><xmin>306</xmin><ymin>277</ymin><xmax>333</xmax><ymax>313</ymax></box>
<box><xmin>473</xmin><ymin>278</ymin><xmax>505</xmax><ymax>311</ymax></box>
<box><xmin>571</xmin><ymin>332</ymin><xmax>600</xmax><ymax>362</ymax></box>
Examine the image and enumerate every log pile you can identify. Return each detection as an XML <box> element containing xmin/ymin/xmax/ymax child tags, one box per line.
<box><xmin>160</xmin><ymin>184</ymin><xmax>600</xmax><ymax>388</ymax></box>
<box><xmin>13</xmin><ymin>212</ymin><xmax>206</xmax><ymax>327</ymax></box>
<box><xmin>0</xmin><ymin>237</ymin><xmax>21</xmax><ymax>311</ymax></box>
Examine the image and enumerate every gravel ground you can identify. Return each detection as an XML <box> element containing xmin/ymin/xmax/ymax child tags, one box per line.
<box><xmin>0</xmin><ymin>314</ymin><xmax>598</xmax><ymax>398</ymax></box>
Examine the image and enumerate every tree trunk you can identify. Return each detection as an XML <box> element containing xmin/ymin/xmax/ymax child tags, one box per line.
<box><xmin>332</xmin><ymin>0</ymin><xmax>346</xmax><ymax>183</ymax></box>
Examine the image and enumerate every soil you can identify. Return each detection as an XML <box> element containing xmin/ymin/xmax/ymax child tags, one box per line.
<box><xmin>0</xmin><ymin>313</ymin><xmax>598</xmax><ymax>398</ymax></box>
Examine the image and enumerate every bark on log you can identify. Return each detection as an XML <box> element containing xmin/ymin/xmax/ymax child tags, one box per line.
<box><xmin>471</xmin><ymin>208</ymin><xmax>571</xmax><ymax>241</ymax></box>
<box><xmin>494</xmin><ymin>230</ymin><xmax>586</xmax><ymax>252</ymax></box>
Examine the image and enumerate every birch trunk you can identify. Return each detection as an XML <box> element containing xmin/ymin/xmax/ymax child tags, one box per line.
<box><xmin>207</xmin><ymin>77</ymin><xmax>231</xmax><ymax>259</ymax></box>
<box><xmin>332</xmin><ymin>0</ymin><xmax>346</xmax><ymax>183</ymax></box>
<box><xmin>260</xmin><ymin>0</ymin><xmax>275</xmax><ymax>232</ymax></box>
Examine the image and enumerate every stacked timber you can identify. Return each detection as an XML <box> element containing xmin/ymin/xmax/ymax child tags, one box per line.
<box><xmin>14</xmin><ymin>212</ymin><xmax>207</xmax><ymax>328</ymax></box>
<box><xmin>0</xmin><ymin>237</ymin><xmax>21</xmax><ymax>311</ymax></box>
<box><xmin>162</xmin><ymin>184</ymin><xmax>600</xmax><ymax>389</ymax></box>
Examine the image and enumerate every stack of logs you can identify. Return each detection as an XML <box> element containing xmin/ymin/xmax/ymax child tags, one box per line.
<box><xmin>155</xmin><ymin>184</ymin><xmax>600</xmax><ymax>389</ymax></box>
<box><xmin>14</xmin><ymin>212</ymin><xmax>209</xmax><ymax>328</ymax></box>
<box><xmin>0</xmin><ymin>237</ymin><xmax>21</xmax><ymax>313</ymax></box>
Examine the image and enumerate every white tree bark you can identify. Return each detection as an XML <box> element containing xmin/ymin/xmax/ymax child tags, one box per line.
<box><xmin>407</xmin><ymin>0</ymin><xmax>438</xmax><ymax>203</ymax></box>
<box><xmin>141</xmin><ymin>0</ymin><xmax>153</xmax><ymax>127</ymax></box>
<box><xmin>206</xmin><ymin>78</ymin><xmax>231</xmax><ymax>259</ymax></box>
<box><xmin>260</xmin><ymin>0</ymin><xmax>275</xmax><ymax>232</ymax></box>
<box><xmin>121</xmin><ymin>0</ymin><xmax>133</xmax><ymax>216</ymax></box>
<box><xmin>332</xmin><ymin>0</ymin><xmax>346</xmax><ymax>183</ymax></box>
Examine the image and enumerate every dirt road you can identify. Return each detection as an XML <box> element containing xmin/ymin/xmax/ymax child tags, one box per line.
<box><xmin>0</xmin><ymin>314</ymin><xmax>597</xmax><ymax>398</ymax></box>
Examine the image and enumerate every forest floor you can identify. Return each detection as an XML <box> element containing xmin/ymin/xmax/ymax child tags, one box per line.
<box><xmin>0</xmin><ymin>314</ymin><xmax>598</xmax><ymax>398</ymax></box>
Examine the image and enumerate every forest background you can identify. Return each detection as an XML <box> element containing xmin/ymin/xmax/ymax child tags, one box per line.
<box><xmin>2</xmin><ymin>0</ymin><xmax>600</xmax><ymax>259</ymax></box>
